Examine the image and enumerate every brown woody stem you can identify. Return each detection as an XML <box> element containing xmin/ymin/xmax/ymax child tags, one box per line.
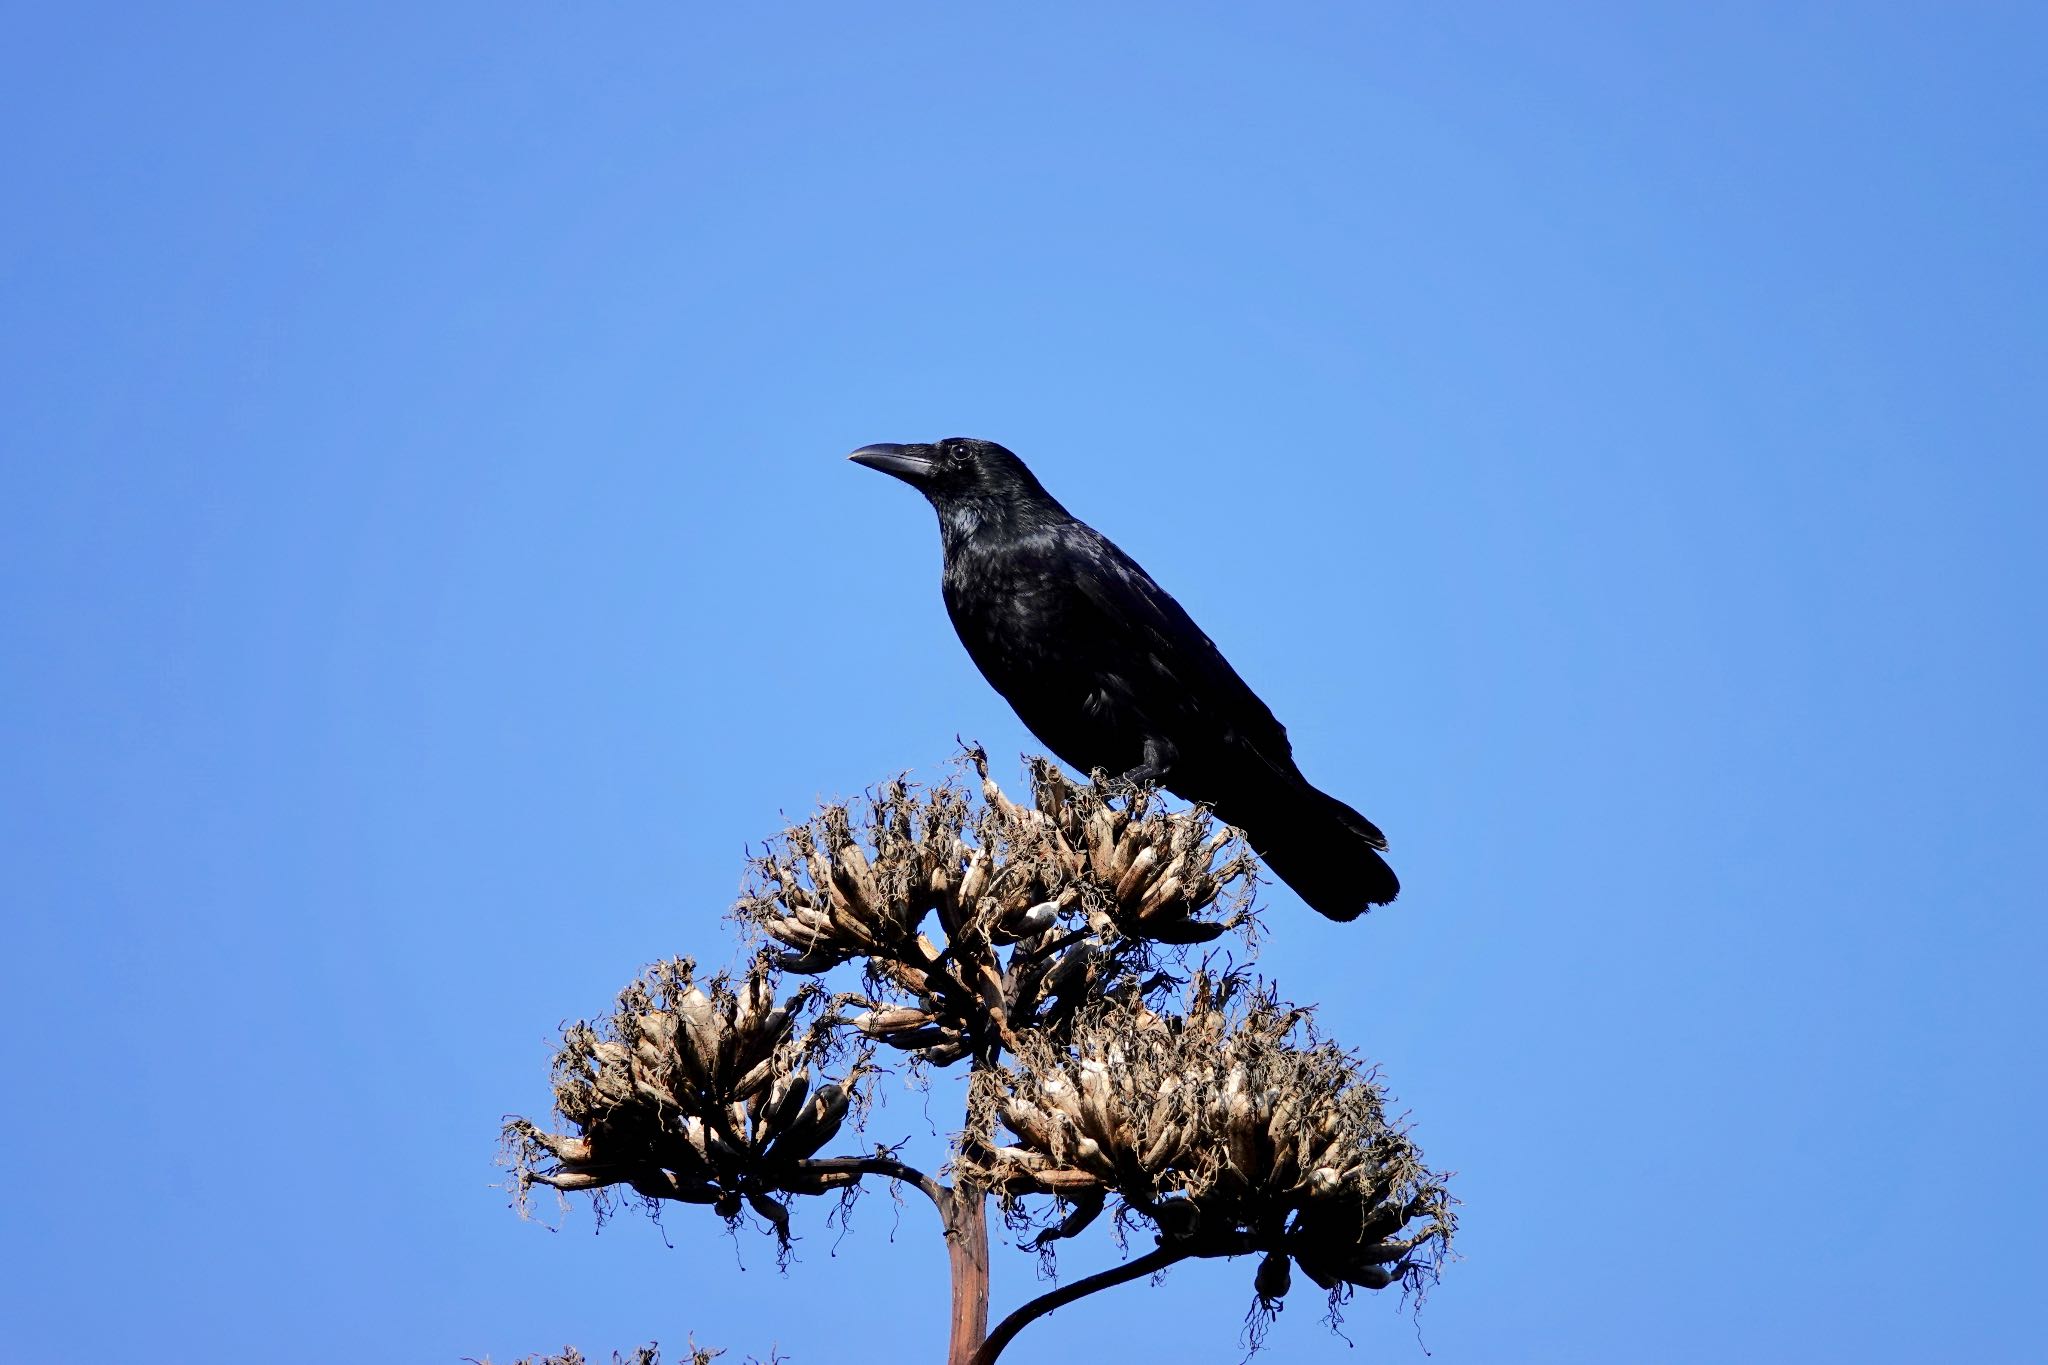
<box><xmin>945</xmin><ymin>1183</ymin><xmax>992</xmax><ymax>1365</ymax></box>
<box><xmin>812</xmin><ymin>1154</ymin><xmax>947</xmax><ymax>1212</ymax></box>
<box><xmin>967</xmin><ymin>1243</ymin><xmax>1192</xmax><ymax>1365</ymax></box>
<box><xmin>808</xmin><ymin>1155</ymin><xmax>986</xmax><ymax>1364</ymax></box>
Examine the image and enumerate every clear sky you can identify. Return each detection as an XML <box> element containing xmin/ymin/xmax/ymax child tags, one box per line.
<box><xmin>3</xmin><ymin>4</ymin><xmax>2042</xmax><ymax>1361</ymax></box>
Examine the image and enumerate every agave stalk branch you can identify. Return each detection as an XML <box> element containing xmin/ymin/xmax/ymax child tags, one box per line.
<box><xmin>968</xmin><ymin>1242</ymin><xmax>1194</xmax><ymax>1365</ymax></box>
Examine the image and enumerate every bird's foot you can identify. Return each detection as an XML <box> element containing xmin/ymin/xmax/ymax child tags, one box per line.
<box><xmin>1089</xmin><ymin>764</ymin><xmax>1158</xmax><ymax>791</ymax></box>
<box><xmin>1091</xmin><ymin>763</ymin><xmax>1165</xmax><ymax>816</ymax></box>
<box><xmin>1108</xmin><ymin>737</ymin><xmax>1177</xmax><ymax>792</ymax></box>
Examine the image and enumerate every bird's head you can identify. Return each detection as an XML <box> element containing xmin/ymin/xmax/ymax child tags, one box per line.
<box><xmin>847</xmin><ymin>437</ymin><xmax>1052</xmax><ymax>513</ymax></box>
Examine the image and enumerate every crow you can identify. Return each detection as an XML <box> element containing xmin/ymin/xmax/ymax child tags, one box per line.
<box><xmin>848</xmin><ymin>436</ymin><xmax>1398</xmax><ymax>920</ymax></box>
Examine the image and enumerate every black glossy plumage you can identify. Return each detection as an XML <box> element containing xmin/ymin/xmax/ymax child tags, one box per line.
<box><xmin>848</xmin><ymin>436</ymin><xmax>1399</xmax><ymax>921</ymax></box>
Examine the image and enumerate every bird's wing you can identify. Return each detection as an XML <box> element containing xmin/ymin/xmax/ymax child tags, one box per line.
<box><xmin>1062</xmin><ymin>523</ymin><xmax>1296</xmax><ymax>759</ymax></box>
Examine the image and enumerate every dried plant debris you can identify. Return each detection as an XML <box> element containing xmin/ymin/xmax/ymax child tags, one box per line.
<box><xmin>489</xmin><ymin>1344</ymin><xmax>769</xmax><ymax>1365</ymax></box>
<box><xmin>487</xmin><ymin>1349</ymin><xmax>665</xmax><ymax>1365</ymax></box>
<box><xmin>961</xmin><ymin>973</ymin><xmax>1455</xmax><ymax>1307</ymax></box>
<box><xmin>736</xmin><ymin>752</ymin><xmax>1259</xmax><ymax>1061</ymax></box>
<box><xmin>506</xmin><ymin>957</ymin><xmax>871</xmax><ymax>1244</ymax></box>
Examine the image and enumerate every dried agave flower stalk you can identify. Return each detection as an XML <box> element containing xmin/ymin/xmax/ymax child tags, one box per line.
<box><xmin>963</xmin><ymin>973</ymin><xmax>1455</xmax><ymax>1306</ymax></box>
<box><xmin>507</xmin><ymin>754</ymin><xmax>1453</xmax><ymax>1364</ymax></box>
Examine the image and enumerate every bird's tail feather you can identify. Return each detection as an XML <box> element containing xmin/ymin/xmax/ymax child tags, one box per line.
<box><xmin>1228</xmin><ymin>784</ymin><xmax>1399</xmax><ymax>922</ymax></box>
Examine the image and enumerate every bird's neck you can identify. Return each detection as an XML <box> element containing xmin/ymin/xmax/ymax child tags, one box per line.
<box><xmin>936</xmin><ymin>495</ymin><xmax>1059</xmax><ymax>557</ymax></box>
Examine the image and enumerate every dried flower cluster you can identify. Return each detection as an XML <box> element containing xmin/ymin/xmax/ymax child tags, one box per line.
<box><xmin>507</xmin><ymin>958</ymin><xmax>870</xmax><ymax>1243</ymax></box>
<box><xmin>494</xmin><ymin>1344</ymin><xmax>764</xmax><ymax>1365</ymax></box>
<box><xmin>738</xmin><ymin>752</ymin><xmax>1257</xmax><ymax>1060</ymax></box>
<box><xmin>965</xmin><ymin>975</ymin><xmax>1452</xmax><ymax>1303</ymax></box>
<box><xmin>494</xmin><ymin>1348</ymin><xmax>663</xmax><ymax>1365</ymax></box>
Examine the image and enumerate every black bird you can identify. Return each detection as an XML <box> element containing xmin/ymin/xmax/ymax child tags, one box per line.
<box><xmin>848</xmin><ymin>436</ymin><xmax>1398</xmax><ymax>920</ymax></box>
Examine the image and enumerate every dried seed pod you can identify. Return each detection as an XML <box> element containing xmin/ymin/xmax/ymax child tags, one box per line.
<box><xmin>629</xmin><ymin>1068</ymin><xmax>681</xmax><ymax>1109</ymax></box>
<box><xmin>709</xmin><ymin>1006</ymin><xmax>739</xmax><ymax>1088</ymax></box>
<box><xmin>731</xmin><ymin>1054</ymin><xmax>778</xmax><ymax>1103</ymax></box>
<box><xmin>1075</xmin><ymin>1060</ymin><xmax>1119</xmax><ymax>1146</ymax></box>
<box><xmin>1265</xmin><ymin>1095</ymin><xmax>1303</xmax><ymax>1190</ymax></box>
<box><xmin>1069</xmin><ymin>1134</ymin><xmax>1116</xmax><ymax>1181</ymax></box>
<box><xmin>734</xmin><ymin>1004</ymin><xmax>791</xmax><ymax>1075</ymax></box>
<box><xmin>983</xmin><ymin>1143</ymin><xmax>1053</xmax><ymax>1171</ymax></box>
<box><xmin>629</xmin><ymin>1170</ymin><xmax>722</xmax><ymax>1204</ymax></box>
<box><xmin>1042</xmin><ymin>942</ymin><xmax>1095</xmax><ymax>999</ymax></box>
<box><xmin>1113</xmin><ymin>845</ymin><xmax>1159</xmax><ymax>902</ymax></box>
<box><xmin>674</xmin><ymin>987</ymin><xmax>717</xmax><ymax>1072</ymax></box>
<box><xmin>1033</xmin><ymin>1188</ymin><xmax>1106</xmax><ymax>1246</ymax></box>
<box><xmin>746</xmin><ymin>1190</ymin><xmax>792</xmax><ymax>1243</ymax></box>
<box><xmin>1043</xmin><ymin>1109</ymin><xmax>1078</xmax><ymax>1165</ymax></box>
<box><xmin>729</xmin><ymin>974</ymin><xmax>760</xmax><ymax>1037</ymax></box>
<box><xmin>1001</xmin><ymin>1099</ymin><xmax>1056</xmax><ymax>1148</ymax></box>
<box><xmin>522</xmin><ymin>1131</ymin><xmax>593</xmax><ymax>1164</ymax></box>
<box><xmin>770</xmin><ymin>1081</ymin><xmax>849</xmax><ymax>1161</ymax></box>
<box><xmin>701</xmin><ymin>1122</ymin><xmax>748</xmax><ymax>1167</ymax></box>
<box><xmin>1034</xmin><ymin>772</ymin><xmax>1066</xmax><ymax>822</ymax></box>
<box><xmin>1084</xmin><ymin>804</ymin><xmax>1117</xmax><ymax>873</ymax></box>
<box><xmin>1346</xmin><ymin>1262</ymin><xmax>1402</xmax><ymax>1290</ymax></box>
<box><xmin>969</xmin><ymin>959</ymin><xmax>1011</xmax><ymax>1022</ymax></box>
<box><xmin>1136</xmin><ymin>874</ymin><xmax>1186</xmax><ymax>921</ymax></box>
<box><xmin>1139</xmin><ymin>1117</ymin><xmax>1184</xmax><ymax>1171</ymax></box>
<box><xmin>1142</xmin><ymin>1084</ymin><xmax>1179</xmax><ymax>1139</ymax></box>
<box><xmin>762</xmin><ymin>1070</ymin><xmax>810</xmax><ymax>1136</ymax></box>
<box><xmin>1038</xmin><ymin>1073</ymin><xmax>1081</xmax><ymax>1119</ymax></box>
<box><xmin>1000</xmin><ymin>900</ymin><xmax>1060</xmax><ymax>941</ymax></box>
<box><xmin>775</xmin><ymin>942</ymin><xmax>847</xmax><ymax>974</ymax></box>
<box><xmin>635</xmin><ymin>1010</ymin><xmax>678</xmax><ymax>1046</ymax></box>
<box><xmin>874</xmin><ymin>1022</ymin><xmax>957</xmax><ymax>1051</ymax></box>
<box><xmin>829</xmin><ymin>839</ymin><xmax>880</xmax><ymax>919</ymax></box>
<box><xmin>916</xmin><ymin>1037</ymin><xmax>973</xmax><ymax>1066</ymax></box>
<box><xmin>957</xmin><ymin>850</ymin><xmax>991</xmax><ymax>907</ymax></box>
<box><xmin>681</xmin><ymin>1115</ymin><xmax>713</xmax><ymax>1164</ymax></box>
<box><xmin>1254</xmin><ymin>1251</ymin><xmax>1292</xmax><ymax>1305</ymax></box>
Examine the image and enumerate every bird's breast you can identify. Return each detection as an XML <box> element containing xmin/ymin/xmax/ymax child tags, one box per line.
<box><xmin>942</xmin><ymin>562</ymin><xmax>1068</xmax><ymax>673</ymax></box>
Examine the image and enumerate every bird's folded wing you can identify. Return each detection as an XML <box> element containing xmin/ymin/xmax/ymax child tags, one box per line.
<box><xmin>1063</xmin><ymin>524</ymin><xmax>1296</xmax><ymax>762</ymax></box>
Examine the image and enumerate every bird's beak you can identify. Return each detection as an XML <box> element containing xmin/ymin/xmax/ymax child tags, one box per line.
<box><xmin>848</xmin><ymin>443</ymin><xmax>938</xmax><ymax>487</ymax></box>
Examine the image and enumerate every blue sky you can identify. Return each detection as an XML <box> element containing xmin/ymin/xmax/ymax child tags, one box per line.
<box><xmin>3</xmin><ymin>3</ymin><xmax>2042</xmax><ymax>1361</ymax></box>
